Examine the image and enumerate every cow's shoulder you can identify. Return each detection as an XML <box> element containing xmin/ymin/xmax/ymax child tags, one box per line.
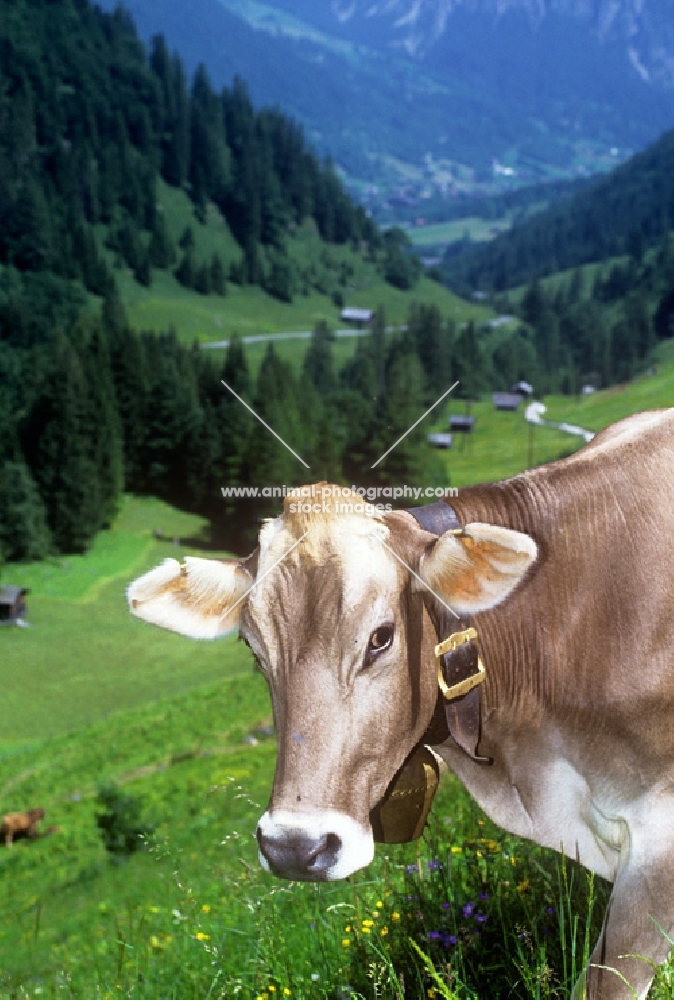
<box><xmin>565</xmin><ymin>406</ymin><xmax>674</xmax><ymax>462</ymax></box>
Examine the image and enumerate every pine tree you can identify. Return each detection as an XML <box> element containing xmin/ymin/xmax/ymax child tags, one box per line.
<box><xmin>194</xmin><ymin>263</ymin><xmax>211</xmax><ymax>295</ymax></box>
<box><xmin>148</xmin><ymin>211</ymin><xmax>176</xmax><ymax>269</ymax></box>
<box><xmin>303</xmin><ymin>320</ymin><xmax>335</xmax><ymax>396</ymax></box>
<box><xmin>76</xmin><ymin>319</ymin><xmax>124</xmax><ymax>526</ymax></box>
<box><xmin>21</xmin><ymin>333</ymin><xmax>104</xmax><ymax>552</ymax></box>
<box><xmin>0</xmin><ymin>459</ymin><xmax>52</xmax><ymax>561</ymax></box>
<box><xmin>209</xmin><ymin>253</ymin><xmax>226</xmax><ymax>296</ymax></box>
<box><xmin>454</xmin><ymin>321</ymin><xmax>487</xmax><ymax>400</ymax></box>
<box><xmin>363</xmin><ymin>346</ymin><xmax>430</xmax><ymax>487</ymax></box>
<box><xmin>244</xmin><ymin>344</ymin><xmax>305</xmax><ymax>498</ymax></box>
<box><xmin>175</xmin><ymin>248</ymin><xmax>196</xmax><ymax>289</ymax></box>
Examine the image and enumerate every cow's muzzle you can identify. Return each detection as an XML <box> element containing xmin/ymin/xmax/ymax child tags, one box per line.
<box><xmin>257</xmin><ymin>828</ymin><xmax>341</xmax><ymax>880</ymax></box>
<box><xmin>256</xmin><ymin>809</ymin><xmax>375</xmax><ymax>881</ymax></box>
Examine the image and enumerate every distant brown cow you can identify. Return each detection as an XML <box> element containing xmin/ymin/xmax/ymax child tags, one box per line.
<box><xmin>1</xmin><ymin>807</ymin><xmax>45</xmax><ymax>846</ymax></box>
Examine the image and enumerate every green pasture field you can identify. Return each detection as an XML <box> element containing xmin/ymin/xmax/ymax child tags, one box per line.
<box><xmin>433</xmin><ymin>404</ymin><xmax>583</xmax><ymax>488</ymax></box>
<box><xmin>119</xmin><ymin>270</ymin><xmax>491</xmax><ymax>346</ymax></box>
<box><xmin>406</xmin><ymin>216</ymin><xmax>513</xmax><ymax>251</ymax></box>
<box><xmin>541</xmin><ymin>339</ymin><xmax>674</xmax><ymax>431</ymax></box>
<box><xmin>434</xmin><ymin>339</ymin><xmax>674</xmax><ymax>488</ymax></box>
<box><xmin>0</xmin><ymin>497</ymin><xmax>253</xmax><ymax>744</ymax></box>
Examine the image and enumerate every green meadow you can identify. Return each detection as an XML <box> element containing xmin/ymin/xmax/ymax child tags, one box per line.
<box><xmin>1</xmin><ymin>350</ymin><xmax>673</xmax><ymax>998</ymax></box>
<box><xmin>405</xmin><ymin>217</ymin><xmax>514</xmax><ymax>252</ymax></box>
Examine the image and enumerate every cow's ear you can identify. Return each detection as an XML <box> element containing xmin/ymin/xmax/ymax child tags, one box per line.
<box><xmin>418</xmin><ymin>523</ymin><xmax>537</xmax><ymax>614</ymax></box>
<box><xmin>127</xmin><ymin>555</ymin><xmax>254</xmax><ymax>639</ymax></box>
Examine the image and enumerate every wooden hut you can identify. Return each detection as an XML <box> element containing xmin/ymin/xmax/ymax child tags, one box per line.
<box><xmin>0</xmin><ymin>586</ymin><xmax>30</xmax><ymax>625</ymax></box>
<box><xmin>449</xmin><ymin>415</ymin><xmax>475</xmax><ymax>433</ymax></box>
<box><xmin>427</xmin><ymin>432</ymin><xmax>453</xmax><ymax>449</ymax></box>
<box><xmin>492</xmin><ymin>392</ymin><xmax>522</xmax><ymax>411</ymax></box>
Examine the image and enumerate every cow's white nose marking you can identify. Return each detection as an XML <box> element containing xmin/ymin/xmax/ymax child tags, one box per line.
<box><xmin>257</xmin><ymin>808</ymin><xmax>374</xmax><ymax>880</ymax></box>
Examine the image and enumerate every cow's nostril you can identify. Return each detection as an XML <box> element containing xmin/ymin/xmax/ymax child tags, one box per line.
<box><xmin>257</xmin><ymin>827</ymin><xmax>342</xmax><ymax>881</ymax></box>
<box><xmin>306</xmin><ymin>832</ymin><xmax>341</xmax><ymax>872</ymax></box>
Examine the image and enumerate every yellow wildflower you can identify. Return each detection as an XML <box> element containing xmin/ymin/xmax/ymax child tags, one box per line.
<box><xmin>201</xmin><ymin>904</ymin><xmax>211</xmax><ymax>914</ymax></box>
<box><xmin>376</xmin><ymin>900</ymin><xmax>383</xmax><ymax>909</ymax></box>
<box><xmin>517</xmin><ymin>880</ymin><xmax>530</xmax><ymax>892</ymax></box>
<box><xmin>362</xmin><ymin>919</ymin><xmax>374</xmax><ymax>928</ymax></box>
<box><xmin>451</xmin><ymin>846</ymin><xmax>462</xmax><ymax>854</ymax></box>
<box><xmin>342</xmin><ymin>938</ymin><xmax>351</xmax><ymax>947</ymax></box>
<box><xmin>380</xmin><ymin>927</ymin><xmax>389</xmax><ymax>937</ymax></box>
<box><xmin>195</xmin><ymin>931</ymin><xmax>211</xmax><ymax>942</ymax></box>
<box><xmin>391</xmin><ymin>912</ymin><xmax>400</xmax><ymax>922</ymax></box>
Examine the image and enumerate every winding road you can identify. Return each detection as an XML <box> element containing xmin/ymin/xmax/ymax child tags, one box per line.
<box><xmin>524</xmin><ymin>401</ymin><xmax>594</xmax><ymax>443</ymax></box>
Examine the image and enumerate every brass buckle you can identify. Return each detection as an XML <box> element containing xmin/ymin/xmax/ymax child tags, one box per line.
<box><xmin>435</xmin><ymin>627</ymin><xmax>486</xmax><ymax>701</ymax></box>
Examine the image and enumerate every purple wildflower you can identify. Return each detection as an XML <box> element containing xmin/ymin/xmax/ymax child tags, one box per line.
<box><xmin>478</xmin><ymin>892</ymin><xmax>490</xmax><ymax>900</ymax></box>
<box><xmin>428</xmin><ymin>931</ymin><xmax>442</xmax><ymax>941</ymax></box>
<box><xmin>441</xmin><ymin>902</ymin><xmax>450</xmax><ymax>910</ymax></box>
<box><xmin>405</xmin><ymin>864</ymin><xmax>418</xmax><ymax>875</ymax></box>
<box><xmin>427</xmin><ymin>860</ymin><xmax>443</xmax><ymax>870</ymax></box>
<box><xmin>462</xmin><ymin>902</ymin><xmax>476</xmax><ymax>918</ymax></box>
<box><xmin>475</xmin><ymin>913</ymin><xmax>488</xmax><ymax>924</ymax></box>
<box><xmin>442</xmin><ymin>934</ymin><xmax>458</xmax><ymax>947</ymax></box>
<box><xmin>546</xmin><ymin>906</ymin><xmax>556</xmax><ymax>915</ymax></box>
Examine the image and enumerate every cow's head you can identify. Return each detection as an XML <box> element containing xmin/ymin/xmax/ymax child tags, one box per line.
<box><xmin>128</xmin><ymin>486</ymin><xmax>536</xmax><ymax>881</ymax></box>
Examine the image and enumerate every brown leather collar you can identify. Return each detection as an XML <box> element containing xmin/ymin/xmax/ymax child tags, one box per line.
<box><xmin>406</xmin><ymin>501</ymin><xmax>492</xmax><ymax>766</ymax></box>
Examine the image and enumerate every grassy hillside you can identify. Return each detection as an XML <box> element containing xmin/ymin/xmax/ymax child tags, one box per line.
<box><xmin>0</xmin><ymin>498</ymin><xmax>257</xmax><ymax>744</ymax></box>
<box><xmin>431</xmin><ymin>339</ymin><xmax>674</xmax><ymax>488</ymax></box>
<box><xmin>107</xmin><ymin>181</ymin><xmax>493</xmax><ymax>343</ymax></box>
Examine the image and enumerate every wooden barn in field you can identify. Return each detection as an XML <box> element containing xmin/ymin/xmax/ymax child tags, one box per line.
<box><xmin>340</xmin><ymin>307</ymin><xmax>373</xmax><ymax>328</ymax></box>
<box><xmin>427</xmin><ymin>432</ymin><xmax>453</xmax><ymax>449</ymax></box>
<box><xmin>0</xmin><ymin>586</ymin><xmax>30</xmax><ymax>626</ymax></box>
<box><xmin>449</xmin><ymin>415</ymin><xmax>475</xmax><ymax>433</ymax></box>
<box><xmin>492</xmin><ymin>392</ymin><xmax>522</xmax><ymax>411</ymax></box>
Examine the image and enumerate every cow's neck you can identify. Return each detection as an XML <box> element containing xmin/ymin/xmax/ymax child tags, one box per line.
<box><xmin>406</xmin><ymin>500</ymin><xmax>492</xmax><ymax>764</ymax></box>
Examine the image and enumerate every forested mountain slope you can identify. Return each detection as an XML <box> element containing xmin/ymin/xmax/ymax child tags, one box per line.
<box><xmin>443</xmin><ymin>127</ymin><xmax>674</xmax><ymax>293</ymax></box>
<box><xmin>0</xmin><ymin>0</ymin><xmax>427</xmax><ymax>563</ymax></box>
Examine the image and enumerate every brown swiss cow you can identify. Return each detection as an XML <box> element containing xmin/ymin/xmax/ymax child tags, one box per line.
<box><xmin>127</xmin><ymin>409</ymin><xmax>674</xmax><ymax>999</ymax></box>
<box><xmin>1</xmin><ymin>807</ymin><xmax>45</xmax><ymax>846</ymax></box>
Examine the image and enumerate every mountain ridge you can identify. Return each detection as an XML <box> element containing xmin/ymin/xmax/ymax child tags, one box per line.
<box><xmin>99</xmin><ymin>0</ymin><xmax>674</xmax><ymax>206</ymax></box>
<box><xmin>330</xmin><ymin>0</ymin><xmax>674</xmax><ymax>82</ymax></box>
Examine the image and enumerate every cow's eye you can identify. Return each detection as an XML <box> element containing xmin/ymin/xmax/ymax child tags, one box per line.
<box><xmin>366</xmin><ymin>623</ymin><xmax>395</xmax><ymax>662</ymax></box>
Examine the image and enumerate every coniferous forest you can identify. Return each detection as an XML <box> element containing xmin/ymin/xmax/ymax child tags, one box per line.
<box><xmin>1</xmin><ymin>0</ymin><xmax>674</xmax><ymax>565</ymax></box>
<box><xmin>0</xmin><ymin>0</ymin><xmax>429</xmax><ymax>561</ymax></box>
